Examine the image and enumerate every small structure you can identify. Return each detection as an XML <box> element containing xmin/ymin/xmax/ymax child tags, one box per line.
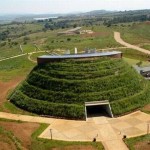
<box><xmin>85</xmin><ymin>48</ymin><xmax>97</xmax><ymax>54</ymax></box>
<box><xmin>85</xmin><ymin>100</ymin><xmax>113</xmax><ymax>120</ymax></box>
<box><xmin>57</xmin><ymin>27</ymin><xmax>82</xmax><ymax>35</ymax></box>
<box><xmin>37</xmin><ymin>51</ymin><xmax>122</xmax><ymax>65</ymax></box>
<box><xmin>134</xmin><ymin>65</ymin><xmax>150</xmax><ymax>79</ymax></box>
<box><xmin>75</xmin><ymin>47</ymin><xmax>78</xmax><ymax>54</ymax></box>
<box><xmin>65</xmin><ymin>50</ymin><xmax>70</xmax><ymax>55</ymax></box>
<box><xmin>80</xmin><ymin>30</ymin><xmax>94</xmax><ymax>34</ymax></box>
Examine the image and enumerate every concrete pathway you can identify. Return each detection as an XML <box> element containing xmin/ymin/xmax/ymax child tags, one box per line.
<box><xmin>114</xmin><ymin>32</ymin><xmax>150</xmax><ymax>54</ymax></box>
<box><xmin>0</xmin><ymin>46</ymin><xmax>127</xmax><ymax>63</ymax></box>
<box><xmin>0</xmin><ymin>51</ymin><xmax>46</xmax><ymax>63</ymax></box>
<box><xmin>0</xmin><ymin>112</ymin><xmax>55</xmax><ymax>124</ymax></box>
<box><xmin>27</xmin><ymin>51</ymin><xmax>46</xmax><ymax>63</ymax></box>
<box><xmin>0</xmin><ymin>111</ymin><xmax>150</xmax><ymax>150</ymax></box>
<box><xmin>0</xmin><ymin>53</ymin><xmax>27</xmax><ymax>62</ymax></box>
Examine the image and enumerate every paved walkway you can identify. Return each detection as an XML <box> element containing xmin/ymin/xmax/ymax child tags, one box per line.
<box><xmin>114</xmin><ymin>32</ymin><xmax>150</xmax><ymax>54</ymax></box>
<box><xmin>27</xmin><ymin>51</ymin><xmax>46</xmax><ymax>63</ymax></box>
<box><xmin>0</xmin><ymin>46</ymin><xmax>127</xmax><ymax>63</ymax></box>
<box><xmin>0</xmin><ymin>111</ymin><xmax>150</xmax><ymax>150</ymax></box>
<box><xmin>0</xmin><ymin>53</ymin><xmax>27</xmax><ymax>62</ymax></box>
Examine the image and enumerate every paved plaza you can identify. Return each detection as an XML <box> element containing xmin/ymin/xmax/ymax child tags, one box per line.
<box><xmin>39</xmin><ymin>111</ymin><xmax>150</xmax><ymax>150</ymax></box>
<box><xmin>0</xmin><ymin>111</ymin><xmax>150</xmax><ymax>150</ymax></box>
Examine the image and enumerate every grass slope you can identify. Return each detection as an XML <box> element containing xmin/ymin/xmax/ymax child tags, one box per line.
<box><xmin>125</xmin><ymin>134</ymin><xmax>150</xmax><ymax>150</ymax></box>
<box><xmin>9</xmin><ymin>57</ymin><xmax>150</xmax><ymax>119</ymax></box>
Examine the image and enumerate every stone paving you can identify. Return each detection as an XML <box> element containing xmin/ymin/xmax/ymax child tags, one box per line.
<box><xmin>0</xmin><ymin>111</ymin><xmax>150</xmax><ymax>150</ymax></box>
<box><xmin>39</xmin><ymin>111</ymin><xmax>150</xmax><ymax>150</ymax></box>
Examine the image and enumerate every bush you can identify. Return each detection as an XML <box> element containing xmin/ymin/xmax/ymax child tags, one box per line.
<box><xmin>10</xmin><ymin>90</ymin><xmax>84</xmax><ymax>119</ymax></box>
<box><xmin>111</xmin><ymin>83</ymin><xmax>150</xmax><ymax>115</ymax></box>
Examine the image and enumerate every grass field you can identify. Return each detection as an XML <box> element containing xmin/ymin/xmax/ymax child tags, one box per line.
<box><xmin>0</xmin><ymin>25</ymin><xmax>121</xmax><ymax>60</ymax></box>
<box><xmin>0</xmin><ymin>23</ymin><xmax>150</xmax><ymax>116</ymax></box>
<box><xmin>123</xmin><ymin>57</ymin><xmax>150</xmax><ymax>67</ymax></box>
<box><xmin>116</xmin><ymin>48</ymin><xmax>150</xmax><ymax>61</ymax></box>
<box><xmin>116</xmin><ymin>22</ymin><xmax>150</xmax><ymax>45</ymax></box>
<box><xmin>125</xmin><ymin>134</ymin><xmax>150</xmax><ymax>150</ymax></box>
<box><xmin>0</xmin><ymin>44</ymin><xmax>22</xmax><ymax>59</ymax></box>
<box><xmin>141</xmin><ymin>44</ymin><xmax>150</xmax><ymax>50</ymax></box>
<box><xmin>0</xmin><ymin>118</ymin><xmax>104</xmax><ymax>150</ymax></box>
<box><xmin>0</xmin><ymin>126</ymin><xmax>22</xmax><ymax>150</ymax></box>
<box><xmin>0</xmin><ymin>18</ymin><xmax>150</xmax><ymax>150</ymax></box>
<box><xmin>0</xmin><ymin>22</ymin><xmax>150</xmax><ymax>59</ymax></box>
<box><xmin>0</xmin><ymin>55</ymin><xmax>35</xmax><ymax>81</ymax></box>
<box><xmin>22</xmin><ymin>44</ymin><xmax>36</xmax><ymax>53</ymax></box>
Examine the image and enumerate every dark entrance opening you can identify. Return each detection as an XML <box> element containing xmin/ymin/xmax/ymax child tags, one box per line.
<box><xmin>85</xmin><ymin>101</ymin><xmax>113</xmax><ymax>119</ymax></box>
<box><xmin>86</xmin><ymin>105</ymin><xmax>109</xmax><ymax>118</ymax></box>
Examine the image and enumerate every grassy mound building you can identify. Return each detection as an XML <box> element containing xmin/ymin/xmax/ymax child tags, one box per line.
<box><xmin>9</xmin><ymin>53</ymin><xmax>150</xmax><ymax>119</ymax></box>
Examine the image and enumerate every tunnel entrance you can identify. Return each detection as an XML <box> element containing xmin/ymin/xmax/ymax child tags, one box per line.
<box><xmin>85</xmin><ymin>100</ymin><xmax>113</xmax><ymax>120</ymax></box>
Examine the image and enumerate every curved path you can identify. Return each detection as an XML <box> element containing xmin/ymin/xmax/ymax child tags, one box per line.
<box><xmin>27</xmin><ymin>51</ymin><xmax>46</xmax><ymax>63</ymax></box>
<box><xmin>114</xmin><ymin>32</ymin><xmax>150</xmax><ymax>54</ymax></box>
<box><xmin>0</xmin><ymin>47</ymin><xmax>127</xmax><ymax>63</ymax></box>
<box><xmin>0</xmin><ymin>53</ymin><xmax>27</xmax><ymax>62</ymax></box>
<box><xmin>0</xmin><ymin>111</ymin><xmax>150</xmax><ymax>150</ymax></box>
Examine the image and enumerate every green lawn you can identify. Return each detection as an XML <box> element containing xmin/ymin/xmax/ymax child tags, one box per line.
<box><xmin>116</xmin><ymin>48</ymin><xmax>150</xmax><ymax>61</ymax></box>
<box><xmin>0</xmin><ymin>126</ymin><xmax>22</xmax><ymax>150</ymax></box>
<box><xmin>30</xmin><ymin>124</ymin><xmax>104</xmax><ymax>150</ymax></box>
<box><xmin>123</xmin><ymin>57</ymin><xmax>150</xmax><ymax>67</ymax></box>
<box><xmin>22</xmin><ymin>44</ymin><xmax>36</xmax><ymax>53</ymax></box>
<box><xmin>125</xmin><ymin>134</ymin><xmax>150</xmax><ymax>150</ymax></box>
<box><xmin>1</xmin><ymin>23</ymin><xmax>150</xmax><ymax>60</ymax></box>
<box><xmin>0</xmin><ymin>119</ymin><xmax>105</xmax><ymax>150</ymax></box>
<box><xmin>30</xmin><ymin>52</ymin><xmax>49</xmax><ymax>61</ymax></box>
<box><xmin>141</xmin><ymin>45</ymin><xmax>150</xmax><ymax>51</ymax></box>
<box><xmin>0</xmin><ymin>44</ymin><xmax>22</xmax><ymax>59</ymax></box>
<box><xmin>0</xmin><ymin>101</ymin><xmax>37</xmax><ymax>116</ymax></box>
<box><xmin>116</xmin><ymin>23</ymin><xmax>150</xmax><ymax>45</ymax></box>
<box><xmin>0</xmin><ymin>55</ymin><xmax>35</xmax><ymax>81</ymax></box>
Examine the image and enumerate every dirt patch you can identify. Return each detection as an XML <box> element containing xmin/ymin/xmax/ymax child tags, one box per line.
<box><xmin>144</xmin><ymin>21</ymin><xmax>150</xmax><ymax>25</ymax></box>
<box><xmin>134</xmin><ymin>141</ymin><xmax>150</xmax><ymax>150</ymax></box>
<box><xmin>0</xmin><ymin>135</ymin><xmax>16</xmax><ymax>150</ymax></box>
<box><xmin>81</xmin><ymin>32</ymin><xmax>110</xmax><ymax>38</ymax></box>
<box><xmin>0</xmin><ymin>121</ymin><xmax>39</xmax><ymax>149</ymax></box>
<box><xmin>52</xmin><ymin>145</ymin><xmax>97</xmax><ymax>150</ymax></box>
<box><xmin>0</xmin><ymin>77</ymin><xmax>23</xmax><ymax>105</ymax></box>
<box><xmin>143</xmin><ymin>104</ymin><xmax>150</xmax><ymax>112</ymax></box>
<box><xmin>0</xmin><ymin>141</ymin><xmax>16</xmax><ymax>150</ymax></box>
<box><xmin>34</xmin><ymin>38</ymin><xmax>47</xmax><ymax>45</ymax></box>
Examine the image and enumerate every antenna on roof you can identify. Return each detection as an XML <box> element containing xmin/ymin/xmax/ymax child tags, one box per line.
<box><xmin>75</xmin><ymin>47</ymin><xmax>77</xmax><ymax>54</ymax></box>
<box><xmin>65</xmin><ymin>50</ymin><xmax>70</xmax><ymax>55</ymax></box>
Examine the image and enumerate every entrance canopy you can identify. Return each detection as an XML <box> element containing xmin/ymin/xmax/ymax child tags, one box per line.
<box><xmin>85</xmin><ymin>100</ymin><xmax>113</xmax><ymax>120</ymax></box>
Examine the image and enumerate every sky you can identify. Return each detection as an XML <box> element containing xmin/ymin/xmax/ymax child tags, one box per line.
<box><xmin>0</xmin><ymin>0</ymin><xmax>150</xmax><ymax>14</ymax></box>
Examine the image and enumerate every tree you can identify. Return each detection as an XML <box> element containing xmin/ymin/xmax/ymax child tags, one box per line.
<box><xmin>73</xmin><ymin>24</ymin><xmax>77</xmax><ymax>28</ymax></box>
<box><xmin>44</xmin><ymin>23</ymin><xmax>50</xmax><ymax>29</ymax></box>
<box><xmin>67</xmin><ymin>38</ymin><xmax>71</xmax><ymax>41</ymax></box>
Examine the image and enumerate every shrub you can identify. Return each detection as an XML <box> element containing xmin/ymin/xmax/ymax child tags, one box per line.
<box><xmin>10</xmin><ymin>90</ymin><xmax>84</xmax><ymax>119</ymax></box>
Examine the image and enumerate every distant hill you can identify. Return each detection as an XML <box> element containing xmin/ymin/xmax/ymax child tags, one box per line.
<box><xmin>79</xmin><ymin>10</ymin><xmax>116</xmax><ymax>16</ymax></box>
<box><xmin>0</xmin><ymin>9</ymin><xmax>150</xmax><ymax>23</ymax></box>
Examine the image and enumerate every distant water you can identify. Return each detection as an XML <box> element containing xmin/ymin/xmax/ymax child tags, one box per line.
<box><xmin>34</xmin><ymin>17</ymin><xmax>58</xmax><ymax>20</ymax></box>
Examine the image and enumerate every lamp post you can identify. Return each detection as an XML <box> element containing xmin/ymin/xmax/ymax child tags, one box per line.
<box><xmin>147</xmin><ymin>123</ymin><xmax>149</xmax><ymax>135</ymax></box>
<box><xmin>50</xmin><ymin>129</ymin><xmax>52</xmax><ymax>140</ymax></box>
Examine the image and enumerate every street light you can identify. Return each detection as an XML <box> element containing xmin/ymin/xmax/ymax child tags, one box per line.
<box><xmin>147</xmin><ymin>123</ymin><xmax>149</xmax><ymax>135</ymax></box>
<box><xmin>50</xmin><ymin>129</ymin><xmax>52</xmax><ymax>140</ymax></box>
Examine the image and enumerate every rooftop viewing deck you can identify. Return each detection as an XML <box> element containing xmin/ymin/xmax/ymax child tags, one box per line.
<box><xmin>37</xmin><ymin>51</ymin><xmax>122</xmax><ymax>64</ymax></box>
